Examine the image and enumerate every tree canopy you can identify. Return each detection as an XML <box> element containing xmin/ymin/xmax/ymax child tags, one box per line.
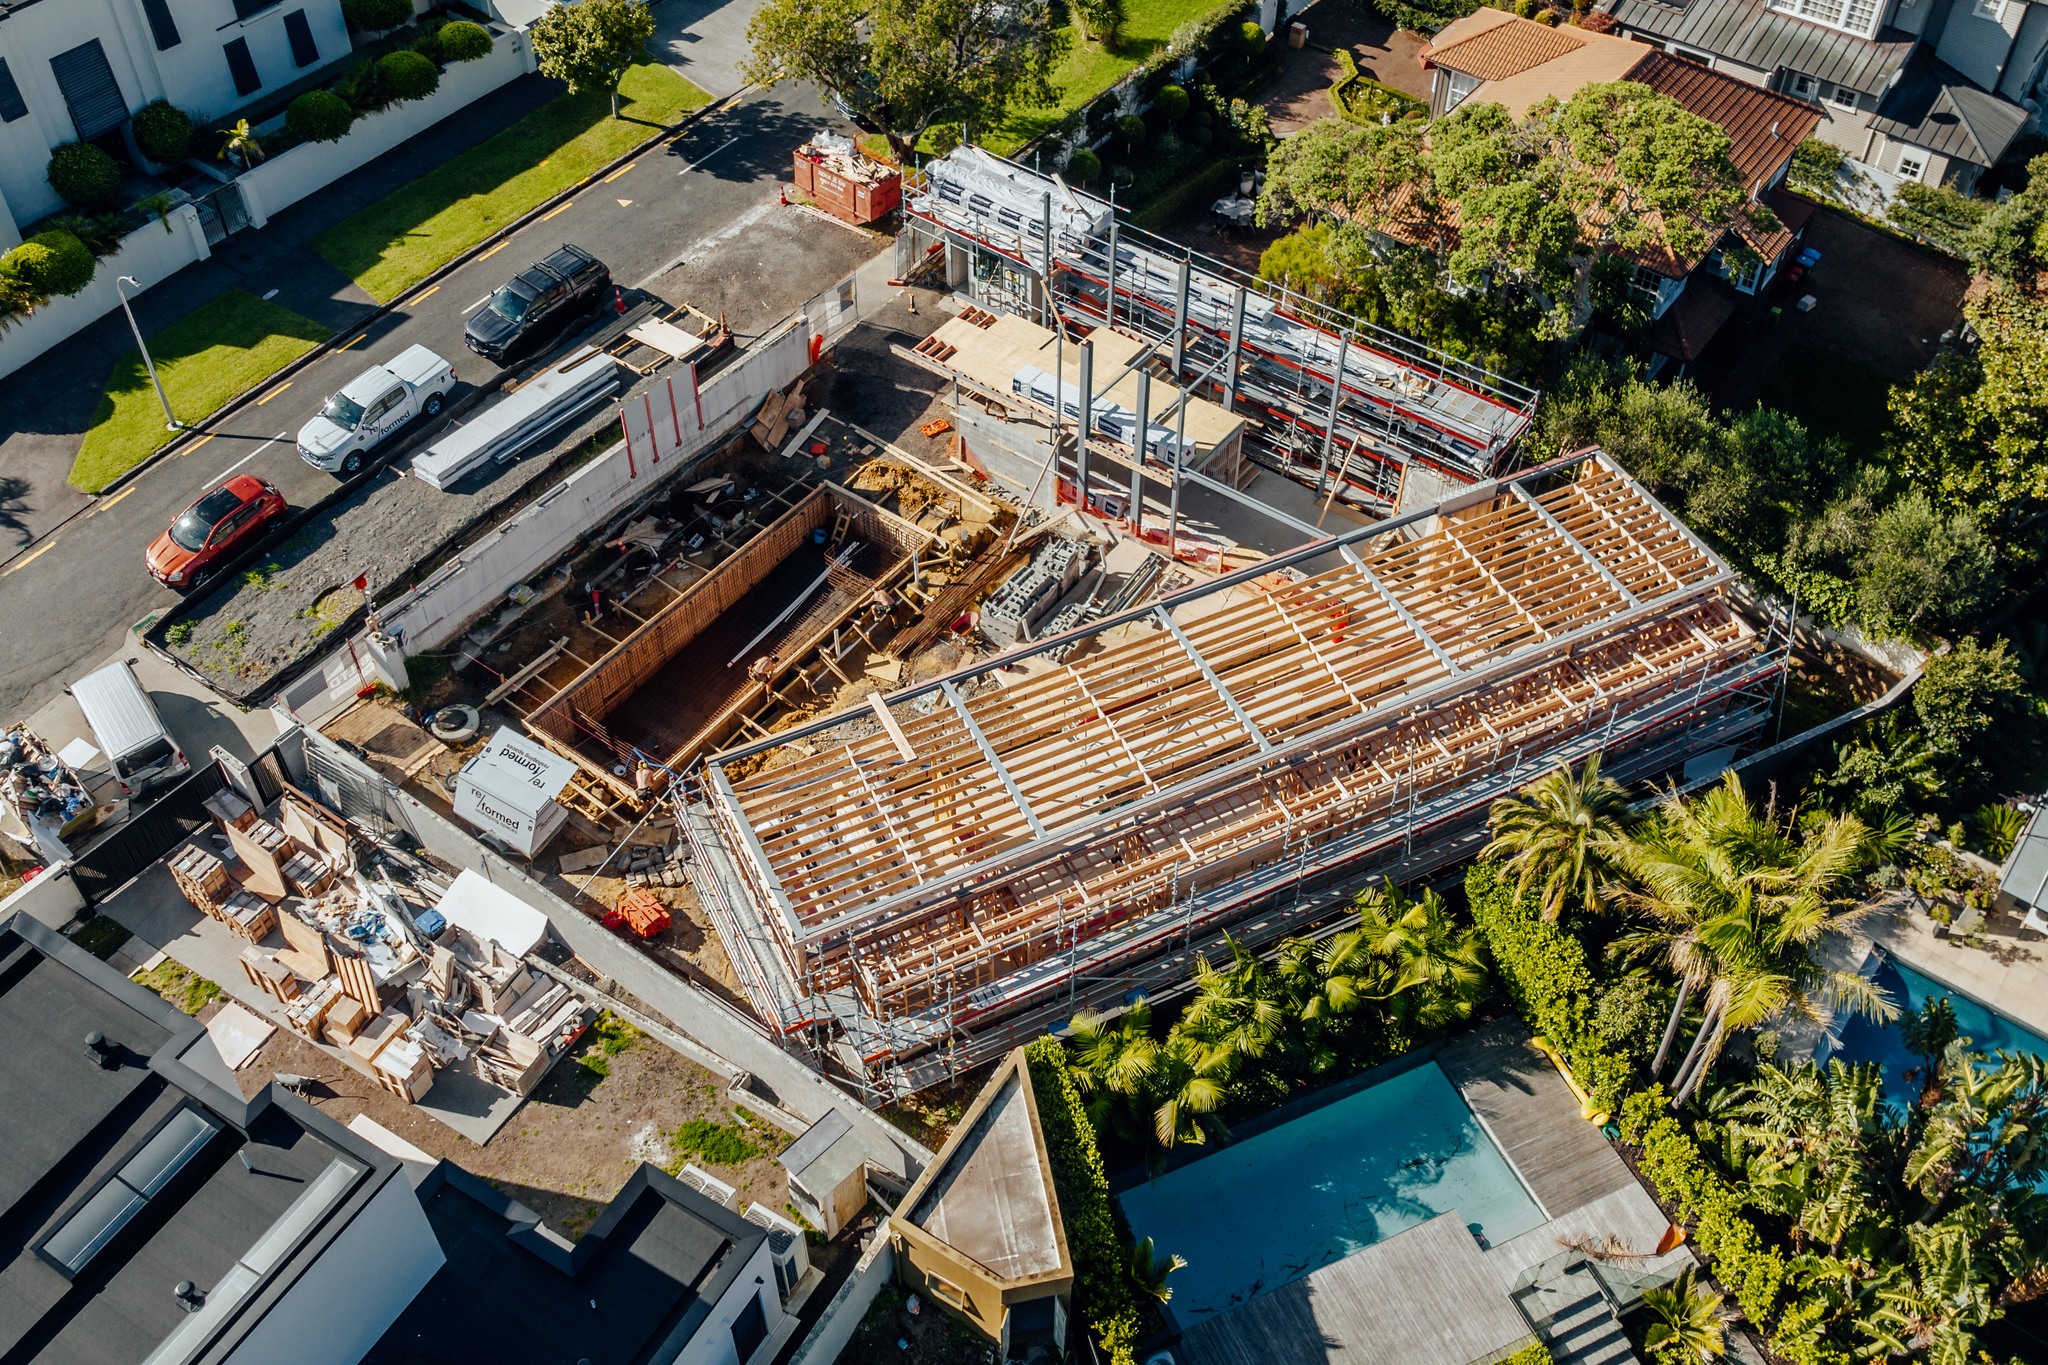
<box><xmin>530</xmin><ymin>0</ymin><xmax>656</xmax><ymax>116</ymax></box>
<box><xmin>743</xmin><ymin>0</ymin><xmax>1066</xmax><ymax>158</ymax></box>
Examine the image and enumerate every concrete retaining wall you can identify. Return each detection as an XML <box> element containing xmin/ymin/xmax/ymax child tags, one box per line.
<box><xmin>787</xmin><ymin>1228</ymin><xmax>897</xmax><ymax>1365</ymax></box>
<box><xmin>236</xmin><ymin>27</ymin><xmax>533</xmax><ymax>227</ymax></box>
<box><xmin>0</xmin><ymin>205</ymin><xmax>211</xmax><ymax>383</ymax></box>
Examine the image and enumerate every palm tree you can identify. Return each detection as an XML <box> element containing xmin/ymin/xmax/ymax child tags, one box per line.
<box><xmin>1482</xmin><ymin>754</ymin><xmax>1635</xmax><ymax>920</ymax></box>
<box><xmin>1613</xmin><ymin>773</ymin><xmax>1895</xmax><ymax>1106</ymax></box>
<box><xmin>1855</xmin><ymin>1221</ymin><xmax>1993</xmax><ymax>1364</ymax></box>
<box><xmin>1148</xmin><ymin>1029</ymin><xmax>1230</xmax><ymax>1148</ymax></box>
<box><xmin>1898</xmin><ymin>997</ymin><xmax>1963</xmax><ymax>1111</ymax></box>
<box><xmin>1067</xmin><ymin>1003</ymin><xmax>1160</xmax><ymax>1147</ymax></box>
<box><xmin>1177</xmin><ymin>936</ymin><xmax>1287</xmax><ymax>1068</ymax></box>
<box><xmin>217</xmin><ymin>118</ymin><xmax>264</xmax><ymax>169</ymax></box>
<box><xmin>1349</xmin><ymin>884</ymin><xmax>1489</xmax><ymax>1033</ymax></box>
<box><xmin>1642</xmin><ymin>1267</ymin><xmax>1728</xmax><ymax>1362</ymax></box>
<box><xmin>1716</xmin><ymin>1060</ymin><xmax>1896</xmax><ymax>1256</ymax></box>
<box><xmin>1129</xmin><ymin>1236</ymin><xmax>1187</xmax><ymax>1302</ymax></box>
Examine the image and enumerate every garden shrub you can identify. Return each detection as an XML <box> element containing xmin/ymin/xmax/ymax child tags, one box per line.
<box><xmin>287</xmin><ymin>90</ymin><xmax>357</xmax><ymax>144</ymax></box>
<box><xmin>1466</xmin><ymin>862</ymin><xmax>1633</xmax><ymax>1109</ymax></box>
<box><xmin>47</xmin><ymin>142</ymin><xmax>122</xmax><ymax>211</ymax></box>
<box><xmin>1025</xmin><ymin>1039</ymin><xmax>1145</xmax><ymax>1365</ymax></box>
<box><xmin>1117</xmin><ymin>113</ymin><xmax>1147</xmax><ymax>150</ymax></box>
<box><xmin>1154</xmin><ymin>83</ymin><xmax>1189</xmax><ymax>122</ymax></box>
<box><xmin>1502</xmin><ymin>1345</ymin><xmax>1554</xmax><ymax>1365</ymax></box>
<box><xmin>1619</xmin><ymin>1087</ymin><xmax>1789</xmax><ymax>1330</ymax></box>
<box><xmin>378</xmin><ymin>49</ymin><xmax>441</xmax><ymax>102</ymax></box>
<box><xmin>1238</xmin><ymin>18</ymin><xmax>1266</xmax><ymax>53</ymax></box>
<box><xmin>132</xmin><ymin>101</ymin><xmax>195</xmax><ymax>165</ymax></box>
<box><xmin>342</xmin><ymin>0</ymin><xmax>411</xmax><ymax>31</ymax></box>
<box><xmin>1888</xmin><ymin>181</ymin><xmax>1989</xmax><ymax>258</ymax></box>
<box><xmin>1</xmin><ymin>230</ymin><xmax>95</xmax><ymax>299</ymax></box>
<box><xmin>1066</xmin><ymin>147</ymin><xmax>1102</xmax><ymax>183</ymax></box>
<box><xmin>435</xmin><ymin>18</ymin><xmax>493</xmax><ymax>61</ymax></box>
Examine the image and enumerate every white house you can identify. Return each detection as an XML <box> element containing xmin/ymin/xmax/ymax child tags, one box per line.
<box><xmin>0</xmin><ymin>0</ymin><xmax>352</xmax><ymax>245</ymax></box>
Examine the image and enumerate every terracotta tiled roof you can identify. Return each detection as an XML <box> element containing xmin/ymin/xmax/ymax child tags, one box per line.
<box><xmin>1424</xmin><ymin>9</ymin><xmax>1590</xmax><ymax>82</ymax></box>
<box><xmin>1646</xmin><ymin>275</ymin><xmax>1739</xmax><ymax>361</ymax></box>
<box><xmin>1624</xmin><ymin>51</ymin><xmax>1820</xmax><ymax>193</ymax></box>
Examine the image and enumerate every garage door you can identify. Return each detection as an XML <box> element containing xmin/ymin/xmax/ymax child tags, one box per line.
<box><xmin>49</xmin><ymin>40</ymin><xmax>127</xmax><ymax>141</ymax></box>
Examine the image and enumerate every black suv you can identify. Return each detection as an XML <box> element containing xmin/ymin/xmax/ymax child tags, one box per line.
<box><xmin>463</xmin><ymin>244</ymin><xmax>612</xmax><ymax>363</ymax></box>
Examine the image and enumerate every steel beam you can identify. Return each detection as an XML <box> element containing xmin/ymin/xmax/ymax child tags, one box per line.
<box><xmin>1170</xmin><ymin>256</ymin><xmax>1191</xmax><ymax>377</ymax></box>
<box><xmin>1132</xmin><ymin>369</ymin><xmax>1150</xmax><ymax>531</ymax></box>
<box><xmin>1222</xmin><ymin>286</ymin><xmax>1247</xmax><ymax>412</ymax></box>
<box><xmin>1349</xmin><ymin>558</ymin><xmax>1466</xmax><ymax>676</ymax></box>
<box><xmin>941</xmin><ymin>680</ymin><xmax>1049</xmax><ymax>839</ymax></box>
<box><xmin>1509</xmin><ymin>482</ymin><xmax>1639</xmax><ymax>607</ymax></box>
<box><xmin>1076</xmin><ymin>340</ymin><xmax>1093</xmax><ymax>506</ymax></box>
<box><xmin>1154</xmin><ymin>606</ymin><xmax>1274</xmax><ymax>752</ymax></box>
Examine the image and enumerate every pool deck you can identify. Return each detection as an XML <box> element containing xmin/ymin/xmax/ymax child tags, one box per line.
<box><xmin>1174</xmin><ymin>1019</ymin><xmax>1688</xmax><ymax>1365</ymax></box>
<box><xmin>1864</xmin><ymin>891</ymin><xmax>2048</xmax><ymax>1042</ymax></box>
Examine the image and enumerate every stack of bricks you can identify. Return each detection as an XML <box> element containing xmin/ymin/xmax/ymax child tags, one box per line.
<box><xmin>203</xmin><ymin>789</ymin><xmax>257</xmax><ymax>832</ymax></box>
<box><xmin>168</xmin><ymin>842</ymin><xmax>231</xmax><ymax>914</ymax></box>
<box><xmin>218</xmin><ymin>890</ymin><xmax>278</xmax><ymax>943</ymax></box>
<box><xmin>622</xmin><ymin>843</ymin><xmax>686</xmax><ymax>889</ymax></box>
<box><xmin>281</xmin><ymin>849</ymin><xmax>334</xmax><ymax>898</ymax></box>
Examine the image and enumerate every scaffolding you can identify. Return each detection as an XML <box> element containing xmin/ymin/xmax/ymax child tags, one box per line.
<box><xmin>898</xmin><ymin>147</ymin><xmax>1541</xmax><ymax>514</ymax></box>
<box><xmin>687</xmin><ymin>451</ymin><xmax>1786</xmax><ymax>1095</ymax></box>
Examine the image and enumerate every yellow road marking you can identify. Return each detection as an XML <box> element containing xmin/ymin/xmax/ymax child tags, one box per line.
<box><xmin>338</xmin><ymin>333</ymin><xmax>366</xmax><ymax>350</ymax></box>
<box><xmin>410</xmin><ymin>285</ymin><xmax>440</xmax><ymax>304</ymax></box>
<box><xmin>541</xmin><ymin>200</ymin><xmax>574</xmax><ymax>221</ymax></box>
<box><xmin>92</xmin><ymin>487</ymin><xmax>136</xmax><ymax>515</ymax></box>
<box><xmin>478</xmin><ymin>240</ymin><xmax>510</xmax><ymax>261</ymax></box>
<box><xmin>183</xmin><ymin>433</ymin><xmax>216</xmax><ymax>455</ymax></box>
<box><xmin>255</xmin><ymin>381</ymin><xmax>291</xmax><ymax>405</ymax></box>
<box><xmin>3</xmin><ymin>540</ymin><xmax>55</xmax><ymax>577</ymax></box>
<box><xmin>603</xmin><ymin>162</ymin><xmax>636</xmax><ymax>183</ymax></box>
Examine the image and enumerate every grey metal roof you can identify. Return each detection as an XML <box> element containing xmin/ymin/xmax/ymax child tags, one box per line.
<box><xmin>1871</xmin><ymin>50</ymin><xmax>2029</xmax><ymax>164</ymax></box>
<box><xmin>2002</xmin><ymin>807</ymin><xmax>2048</xmax><ymax>910</ymax></box>
<box><xmin>776</xmin><ymin>1107</ymin><xmax>854</xmax><ymax>1178</ymax></box>
<box><xmin>1605</xmin><ymin>0</ymin><xmax>1916</xmax><ymax>96</ymax></box>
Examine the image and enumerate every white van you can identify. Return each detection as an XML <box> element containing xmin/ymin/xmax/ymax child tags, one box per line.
<box><xmin>68</xmin><ymin>661</ymin><xmax>188</xmax><ymax>795</ymax></box>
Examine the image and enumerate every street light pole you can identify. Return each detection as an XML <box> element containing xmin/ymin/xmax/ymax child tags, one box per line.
<box><xmin>116</xmin><ymin>276</ymin><xmax>178</xmax><ymax>431</ymax></box>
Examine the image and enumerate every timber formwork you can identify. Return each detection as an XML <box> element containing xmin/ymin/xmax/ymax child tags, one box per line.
<box><xmin>688</xmin><ymin>451</ymin><xmax>1785</xmax><ymax>1093</ymax></box>
<box><xmin>527</xmin><ymin>484</ymin><xmax>934</xmax><ymax>796</ymax></box>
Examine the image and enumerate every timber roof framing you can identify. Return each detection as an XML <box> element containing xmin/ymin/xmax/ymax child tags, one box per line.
<box><xmin>702</xmin><ymin>451</ymin><xmax>1747</xmax><ymax>1021</ymax></box>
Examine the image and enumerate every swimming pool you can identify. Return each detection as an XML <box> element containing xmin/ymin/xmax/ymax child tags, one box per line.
<box><xmin>1832</xmin><ymin>953</ymin><xmax>2048</xmax><ymax>1105</ymax></box>
<box><xmin>1117</xmin><ymin>1060</ymin><xmax>1545</xmax><ymax>1322</ymax></box>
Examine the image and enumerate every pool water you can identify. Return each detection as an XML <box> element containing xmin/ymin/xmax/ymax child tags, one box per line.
<box><xmin>1117</xmin><ymin>1061</ymin><xmax>1545</xmax><ymax>1321</ymax></box>
<box><xmin>1832</xmin><ymin>954</ymin><xmax>2048</xmax><ymax>1106</ymax></box>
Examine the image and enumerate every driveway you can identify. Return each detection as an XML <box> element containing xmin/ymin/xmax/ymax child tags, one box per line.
<box><xmin>649</xmin><ymin>0</ymin><xmax>771</xmax><ymax>99</ymax></box>
<box><xmin>0</xmin><ymin>83</ymin><xmax>878</xmax><ymax>724</ymax></box>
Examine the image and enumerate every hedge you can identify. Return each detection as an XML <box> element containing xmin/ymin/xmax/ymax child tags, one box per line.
<box><xmin>287</xmin><ymin>89</ymin><xmax>356</xmax><ymax>144</ymax></box>
<box><xmin>1465</xmin><ymin>862</ymin><xmax>1634</xmax><ymax>1111</ymax></box>
<box><xmin>3</xmin><ymin>230</ymin><xmax>95</xmax><ymax>297</ymax></box>
<box><xmin>435</xmin><ymin>19</ymin><xmax>493</xmax><ymax>62</ymax></box>
<box><xmin>47</xmin><ymin>142</ymin><xmax>122</xmax><ymax>211</ymax></box>
<box><xmin>1618</xmin><ymin>1089</ymin><xmax>1788</xmax><ymax>1330</ymax></box>
<box><xmin>378</xmin><ymin>49</ymin><xmax>441</xmax><ymax>102</ymax></box>
<box><xmin>133</xmin><ymin>101</ymin><xmax>195</xmax><ymax>165</ymax></box>
<box><xmin>342</xmin><ymin>0</ymin><xmax>411</xmax><ymax>30</ymax></box>
<box><xmin>1024</xmin><ymin>1038</ymin><xmax>1145</xmax><ymax>1365</ymax></box>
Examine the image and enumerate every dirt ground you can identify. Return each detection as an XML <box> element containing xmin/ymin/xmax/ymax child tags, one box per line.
<box><xmin>1265</xmin><ymin>43</ymin><xmax>1344</xmax><ymax>135</ymax></box>
<box><xmin>222</xmin><ymin>1000</ymin><xmax>792</xmax><ymax>1237</ymax></box>
<box><xmin>1697</xmin><ymin>206</ymin><xmax>1968</xmax><ymax>413</ymax></box>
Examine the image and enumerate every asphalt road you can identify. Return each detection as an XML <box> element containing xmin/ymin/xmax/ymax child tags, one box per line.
<box><xmin>0</xmin><ymin>82</ymin><xmax>879</xmax><ymax>723</ymax></box>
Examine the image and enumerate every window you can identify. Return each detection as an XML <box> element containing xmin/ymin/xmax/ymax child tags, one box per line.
<box><xmin>50</xmin><ymin>40</ymin><xmax>127</xmax><ymax>141</ymax></box>
<box><xmin>139</xmin><ymin>0</ymin><xmax>181</xmax><ymax>50</ymax></box>
<box><xmin>730</xmin><ymin>1295</ymin><xmax>769</xmax><ymax>1363</ymax></box>
<box><xmin>0</xmin><ymin>59</ymin><xmax>25</xmax><ymax>122</ymax></box>
<box><xmin>1445</xmin><ymin>69</ymin><xmax>1482</xmax><ymax>111</ymax></box>
<box><xmin>1763</xmin><ymin>0</ymin><xmax>1879</xmax><ymax>36</ymax></box>
<box><xmin>927</xmin><ymin>1273</ymin><xmax>972</xmax><ymax>1310</ymax></box>
<box><xmin>1788</xmin><ymin>72</ymin><xmax>1816</xmax><ymax>97</ymax></box>
<box><xmin>283</xmin><ymin>9</ymin><xmax>318</xmax><ymax>66</ymax></box>
<box><xmin>39</xmin><ymin>1108</ymin><xmax>220</xmax><ymax>1276</ymax></box>
<box><xmin>224</xmin><ymin>37</ymin><xmax>261</xmax><ymax>96</ymax></box>
<box><xmin>1897</xmin><ymin>151</ymin><xmax>1927</xmax><ymax>180</ymax></box>
<box><xmin>1974</xmin><ymin>0</ymin><xmax>2006</xmax><ymax>19</ymax></box>
<box><xmin>1827</xmin><ymin>84</ymin><xmax>1859</xmax><ymax>110</ymax></box>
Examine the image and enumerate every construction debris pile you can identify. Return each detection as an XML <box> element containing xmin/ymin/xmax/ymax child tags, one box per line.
<box><xmin>0</xmin><ymin>726</ymin><xmax>107</xmax><ymax>862</ymax></box>
<box><xmin>166</xmin><ymin>785</ymin><xmax>588</xmax><ymax>1107</ymax></box>
<box><xmin>791</xmin><ymin>133</ymin><xmax>902</xmax><ymax>226</ymax></box>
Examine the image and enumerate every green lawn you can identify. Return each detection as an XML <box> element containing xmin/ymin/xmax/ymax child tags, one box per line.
<box><xmin>984</xmin><ymin>0</ymin><xmax>1234</xmax><ymax>154</ymax></box>
<box><xmin>71</xmin><ymin>289</ymin><xmax>331</xmax><ymax>493</ymax></box>
<box><xmin>315</xmin><ymin>61</ymin><xmax>711</xmax><ymax>302</ymax></box>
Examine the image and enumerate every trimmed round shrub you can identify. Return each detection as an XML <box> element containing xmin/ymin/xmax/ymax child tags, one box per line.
<box><xmin>436</xmin><ymin>19</ymin><xmax>492</xmax><ymax>61</ymax></box>
<box><xmin>342</xmin><ymin>0</ymin><xmax>411</xmax><ymax>31</ymax></box>
<box><xmin>287</xmin><ymin>89</ymin><xmax>357</xmax><ymax>143</ymax></box>
<box><xmin>3</xmin><ymin>230</ymin><xmax>96</xmax><ymax>298</ymax></box>
<box><xmin>1117</xmin><ymin>113</ymin><xmax>1146</xmax><ymax>149</ymax></box>
<box><xmin>377</xmin><ymin>49</ymin><xmax>440</xmax><ymax>102</ymax></box>
<box><xmin>1239</xmin><ymin>19</ymin><xmax>1267</xmax><ymax>54</ymax></box>
<box><xmin>1154</xmin><ymin>84</ymin><xmax>1189</xmax><ymax>123</ymax></box>
<box><xmin>1065</xmin><ymin>147</ymin><xmax>1101</xmax><ymax>183</ymax></box>
<box><xmin>48</xmin><ymin>142</ymin><xmax>121</xmax><ymax>210</ymax></box>
<box><xmin>132</xmin><ymin>101</ymin><xmax>195</xmax><ymax>165</ymax></box>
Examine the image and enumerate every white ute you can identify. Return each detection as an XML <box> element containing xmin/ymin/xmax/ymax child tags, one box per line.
<box><xmin>297</xmin><ymin>345</ymin><xmax>456</xmax><ymax>474</ymax></box>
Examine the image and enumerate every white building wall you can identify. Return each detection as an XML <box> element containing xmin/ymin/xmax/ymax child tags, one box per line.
<box><xmin>0</xmin><ymin>0</ymin><xmax>157</xmax><ymax>227</ymax></box>
<box><xmin>0</xmin><ymin>203</ymin><xmax>211</xmax><ymax>382</ymax></box>
<box><xmin>1938</xmin><ymin>0</ymin><xmax>2025</xmax><ymax>90</ymax></box>
<box><xmin>1998</xmin><ymin>0</ymin><xmax>2048</xmax><ymax>98</ymax></box>
<box><xmin>673</xmin><ymin>1239</ymin><xmax>786</xmax><ymax>1365</ymax></box>
<box><xmin>222</xmin><ymin>1174</ymin><xmax>446</xmax><ymax>1365</ymax></box>
<box><xmin>151</xmin><ymin>1</ymin><xmax>354</xmax><ymax>125</ymax></box>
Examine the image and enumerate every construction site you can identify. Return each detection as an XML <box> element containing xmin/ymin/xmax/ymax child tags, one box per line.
<box><xmin>272</xmin><ymin>149</ymin><xmax>1800</xmax><ymax>1103</ymax></box>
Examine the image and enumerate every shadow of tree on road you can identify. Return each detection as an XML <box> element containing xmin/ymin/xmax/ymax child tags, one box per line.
<box><xmin>0</xmin><ymin>477</ymin><xmax>33</xmax><ymax>550</ymax></box>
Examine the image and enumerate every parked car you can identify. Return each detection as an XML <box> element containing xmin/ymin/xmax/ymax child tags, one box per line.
<box><xmin>297</xmin><ymin>345</ymin><xmax>456</xmax><ymax>475</ymax></box>
<box><xmin>463</xmin><ymin>244</ymin><xmax>612</xmax><ymax>364</ymax></box>
<box><xmin>69</xmin><ymin>660</ymin><xmax>187</xmax><ymax>795</ymax></box>
<box><xmin>146</xmin><ymin>475</ymin><xmax>287</xmax><ymax>589</ymax></box>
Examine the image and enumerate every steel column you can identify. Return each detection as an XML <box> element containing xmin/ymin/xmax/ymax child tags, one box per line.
<box><xmin>1222</xmin><ymin>287</ymin><xmax>1246</xmax><ymax>413</ymax></box>
<box><xmin>1075</xmin><ymin>340</ymin><xmax>1094</xmax><ymax>509</ymax></box>
<box><xmin>1132</xmin><ymin>369</ymin><xmax>1150</xmax><ymax>532</ymax></box>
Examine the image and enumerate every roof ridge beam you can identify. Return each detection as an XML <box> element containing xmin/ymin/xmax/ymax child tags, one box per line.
<box><xmin>1347</xmin><ymin>554</ymin><xmax>1465</xmax><ymax>676</ymax></box>
<box><xmin>1154</xmin><ymin>607</ymin><xmax>1274</xmax><ymax>753</ymax></box>
<box><xmin>940</xmin><ymin>680</ymin><xmax>1050</xmax><ymax>840</ymax></box>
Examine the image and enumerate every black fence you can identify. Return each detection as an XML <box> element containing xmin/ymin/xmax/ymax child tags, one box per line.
<box><xmin>70</xmin><ymin>746</ymin><xmax>289</xmax><ymax>907</ymax></box>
